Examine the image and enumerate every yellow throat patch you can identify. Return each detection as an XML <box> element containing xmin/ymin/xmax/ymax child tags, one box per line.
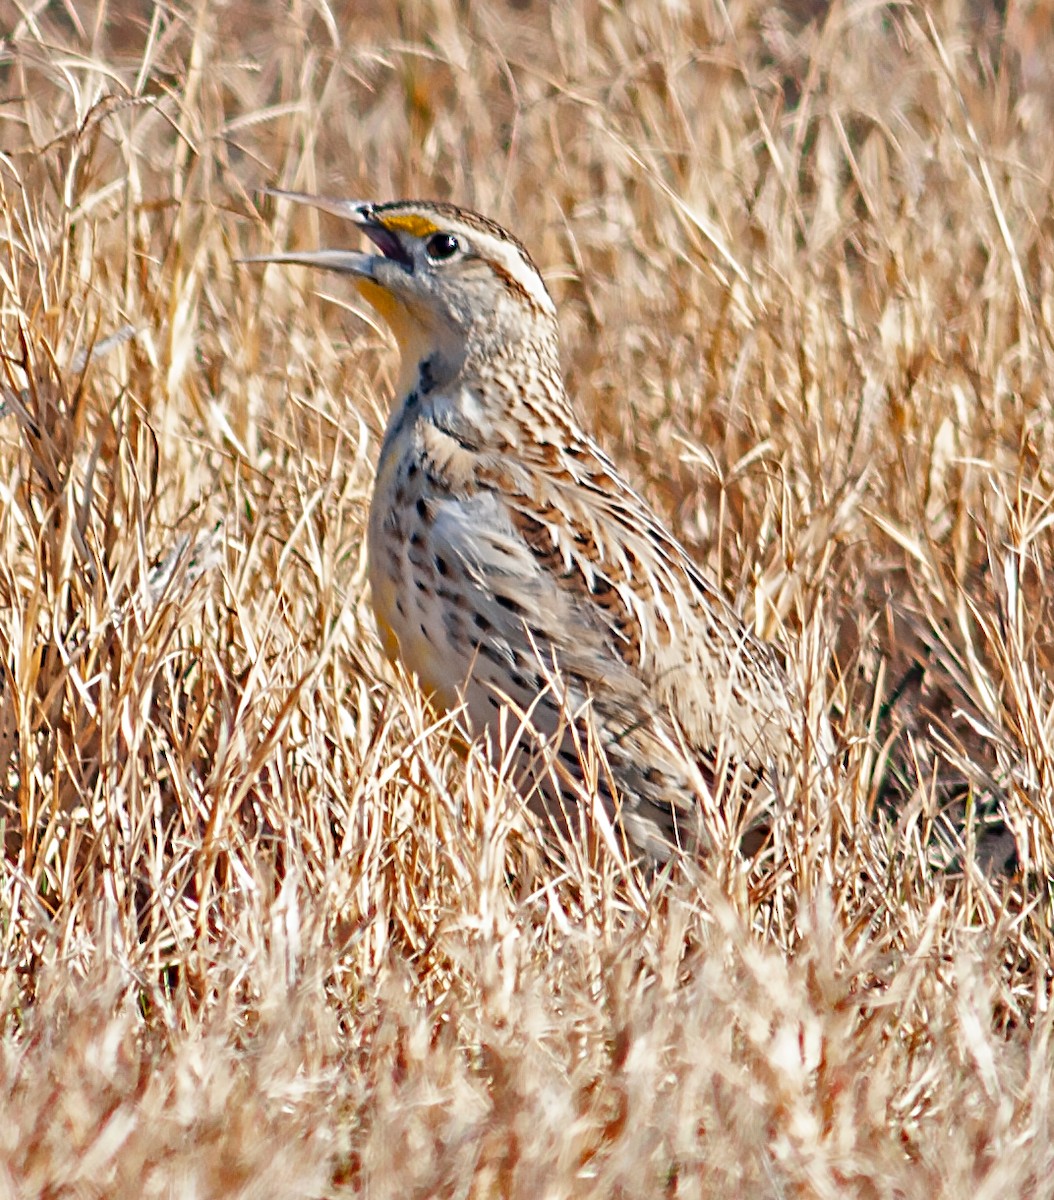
<box><xmin>353</xmin><ymin>278</ymin><xmax>435</xmax><ymax>399</ymax></box>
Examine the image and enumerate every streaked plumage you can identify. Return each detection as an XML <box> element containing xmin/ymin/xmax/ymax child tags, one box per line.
<box><xmin>251</xmin><ymin>191</ymin><xmax>812</xmax><ymax>860</ymax></box>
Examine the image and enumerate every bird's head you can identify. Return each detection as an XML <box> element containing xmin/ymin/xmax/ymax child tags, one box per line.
<box><xmin>247</xmin><ymin>191</ymin><xmax>559</xmax><ymax>387</ymax></box>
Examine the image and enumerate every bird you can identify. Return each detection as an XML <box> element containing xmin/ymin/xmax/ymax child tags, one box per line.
<box><xmin>248</xmin><ymin>190</ymin><xmax>815</xmax><ymax>862</ymax></box>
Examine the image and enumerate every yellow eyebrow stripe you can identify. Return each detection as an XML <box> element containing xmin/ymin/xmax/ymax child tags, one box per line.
<box><xmin>377</xmin><ymin>214</ymin><xmax>441</xmax><ymax>238</ymax></box>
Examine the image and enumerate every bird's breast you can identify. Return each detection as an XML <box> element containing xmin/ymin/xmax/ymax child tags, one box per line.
<box><xmin>367</xmin><ymin>406</ymin><xmax>473</xmax><ymax>712</ymax></box>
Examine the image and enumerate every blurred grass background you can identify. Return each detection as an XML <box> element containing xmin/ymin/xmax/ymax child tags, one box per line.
<box><xmin>1</xmin><ymin>0</ymin><xmax>1054</xmax><ymax>1194</ymax></box>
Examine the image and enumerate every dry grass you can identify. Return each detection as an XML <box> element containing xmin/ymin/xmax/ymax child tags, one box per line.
<box><xmin>1</xmin><ymin>0</ymin><xmax>1053</xmax><ymax>1194</ymax></box>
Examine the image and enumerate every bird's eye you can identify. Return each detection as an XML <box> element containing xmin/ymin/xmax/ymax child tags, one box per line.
<box><xmin>425</xmin><ymin>232</ymin><xmax>460</xmax><ymax>262</ymax></box>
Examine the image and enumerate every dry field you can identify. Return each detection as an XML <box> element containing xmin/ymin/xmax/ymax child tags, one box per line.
<box><xmin>1</xmin><ymin>0</ymin><xmax>1053</xmax><ymax>1195</ymax></box>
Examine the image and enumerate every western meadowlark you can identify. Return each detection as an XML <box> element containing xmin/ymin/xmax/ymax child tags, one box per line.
<box><xmin>250</xmin><ymin>191</ymin><xmax>814</xmax><ymax>861</ymax></box>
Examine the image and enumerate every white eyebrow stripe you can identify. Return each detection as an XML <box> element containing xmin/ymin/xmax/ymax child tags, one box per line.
<box><xmin>476</xmin><ymin>232</ymin><xmax>557</xmax><ymax>317</ymax></box>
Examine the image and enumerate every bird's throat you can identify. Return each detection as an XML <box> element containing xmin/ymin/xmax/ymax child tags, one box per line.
<box><xmin>355</xmin><ymin>279</ymin><xmax>445</xmax><ymax>401</ymax></box>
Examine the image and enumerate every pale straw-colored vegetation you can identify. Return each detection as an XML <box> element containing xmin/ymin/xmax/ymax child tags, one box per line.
<box><xmin>1</xmin><ymin>1</ymin><xmax>1053</xmax><ymax>1195</ymax></box>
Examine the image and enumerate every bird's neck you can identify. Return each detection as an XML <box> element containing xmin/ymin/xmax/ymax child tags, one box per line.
<box><xmin>405</xmin><ymin>328</ymin><xmax>574</xmax><ymax>448</ymax></box>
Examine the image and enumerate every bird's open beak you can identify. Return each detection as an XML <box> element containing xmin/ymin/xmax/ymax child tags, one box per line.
<box><xmin>242</xmin><ymin>188</ymin><xmax>433</xmax><ymax>387</ymax></box>
<box><xmin>241</xmin><ymin>188</ymin><xmax>411</xmax><ymax>275</ymax></box>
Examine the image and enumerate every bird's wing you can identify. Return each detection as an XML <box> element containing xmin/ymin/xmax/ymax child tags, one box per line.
<box><xmin>415</xmin><ymin>420</ymin><xmax>794</xmax><ymax>847</ymax></box>
<box><xmin>464</xmin><ymin>436</ymin><xmax>798</xmax><ymax>765</ymax></box>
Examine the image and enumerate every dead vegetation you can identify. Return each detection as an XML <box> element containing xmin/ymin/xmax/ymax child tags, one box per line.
<box><xmin>1</xmin><ymin>0</ymin><xmax>1053</xmax><ymax>1194</ymax></box>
